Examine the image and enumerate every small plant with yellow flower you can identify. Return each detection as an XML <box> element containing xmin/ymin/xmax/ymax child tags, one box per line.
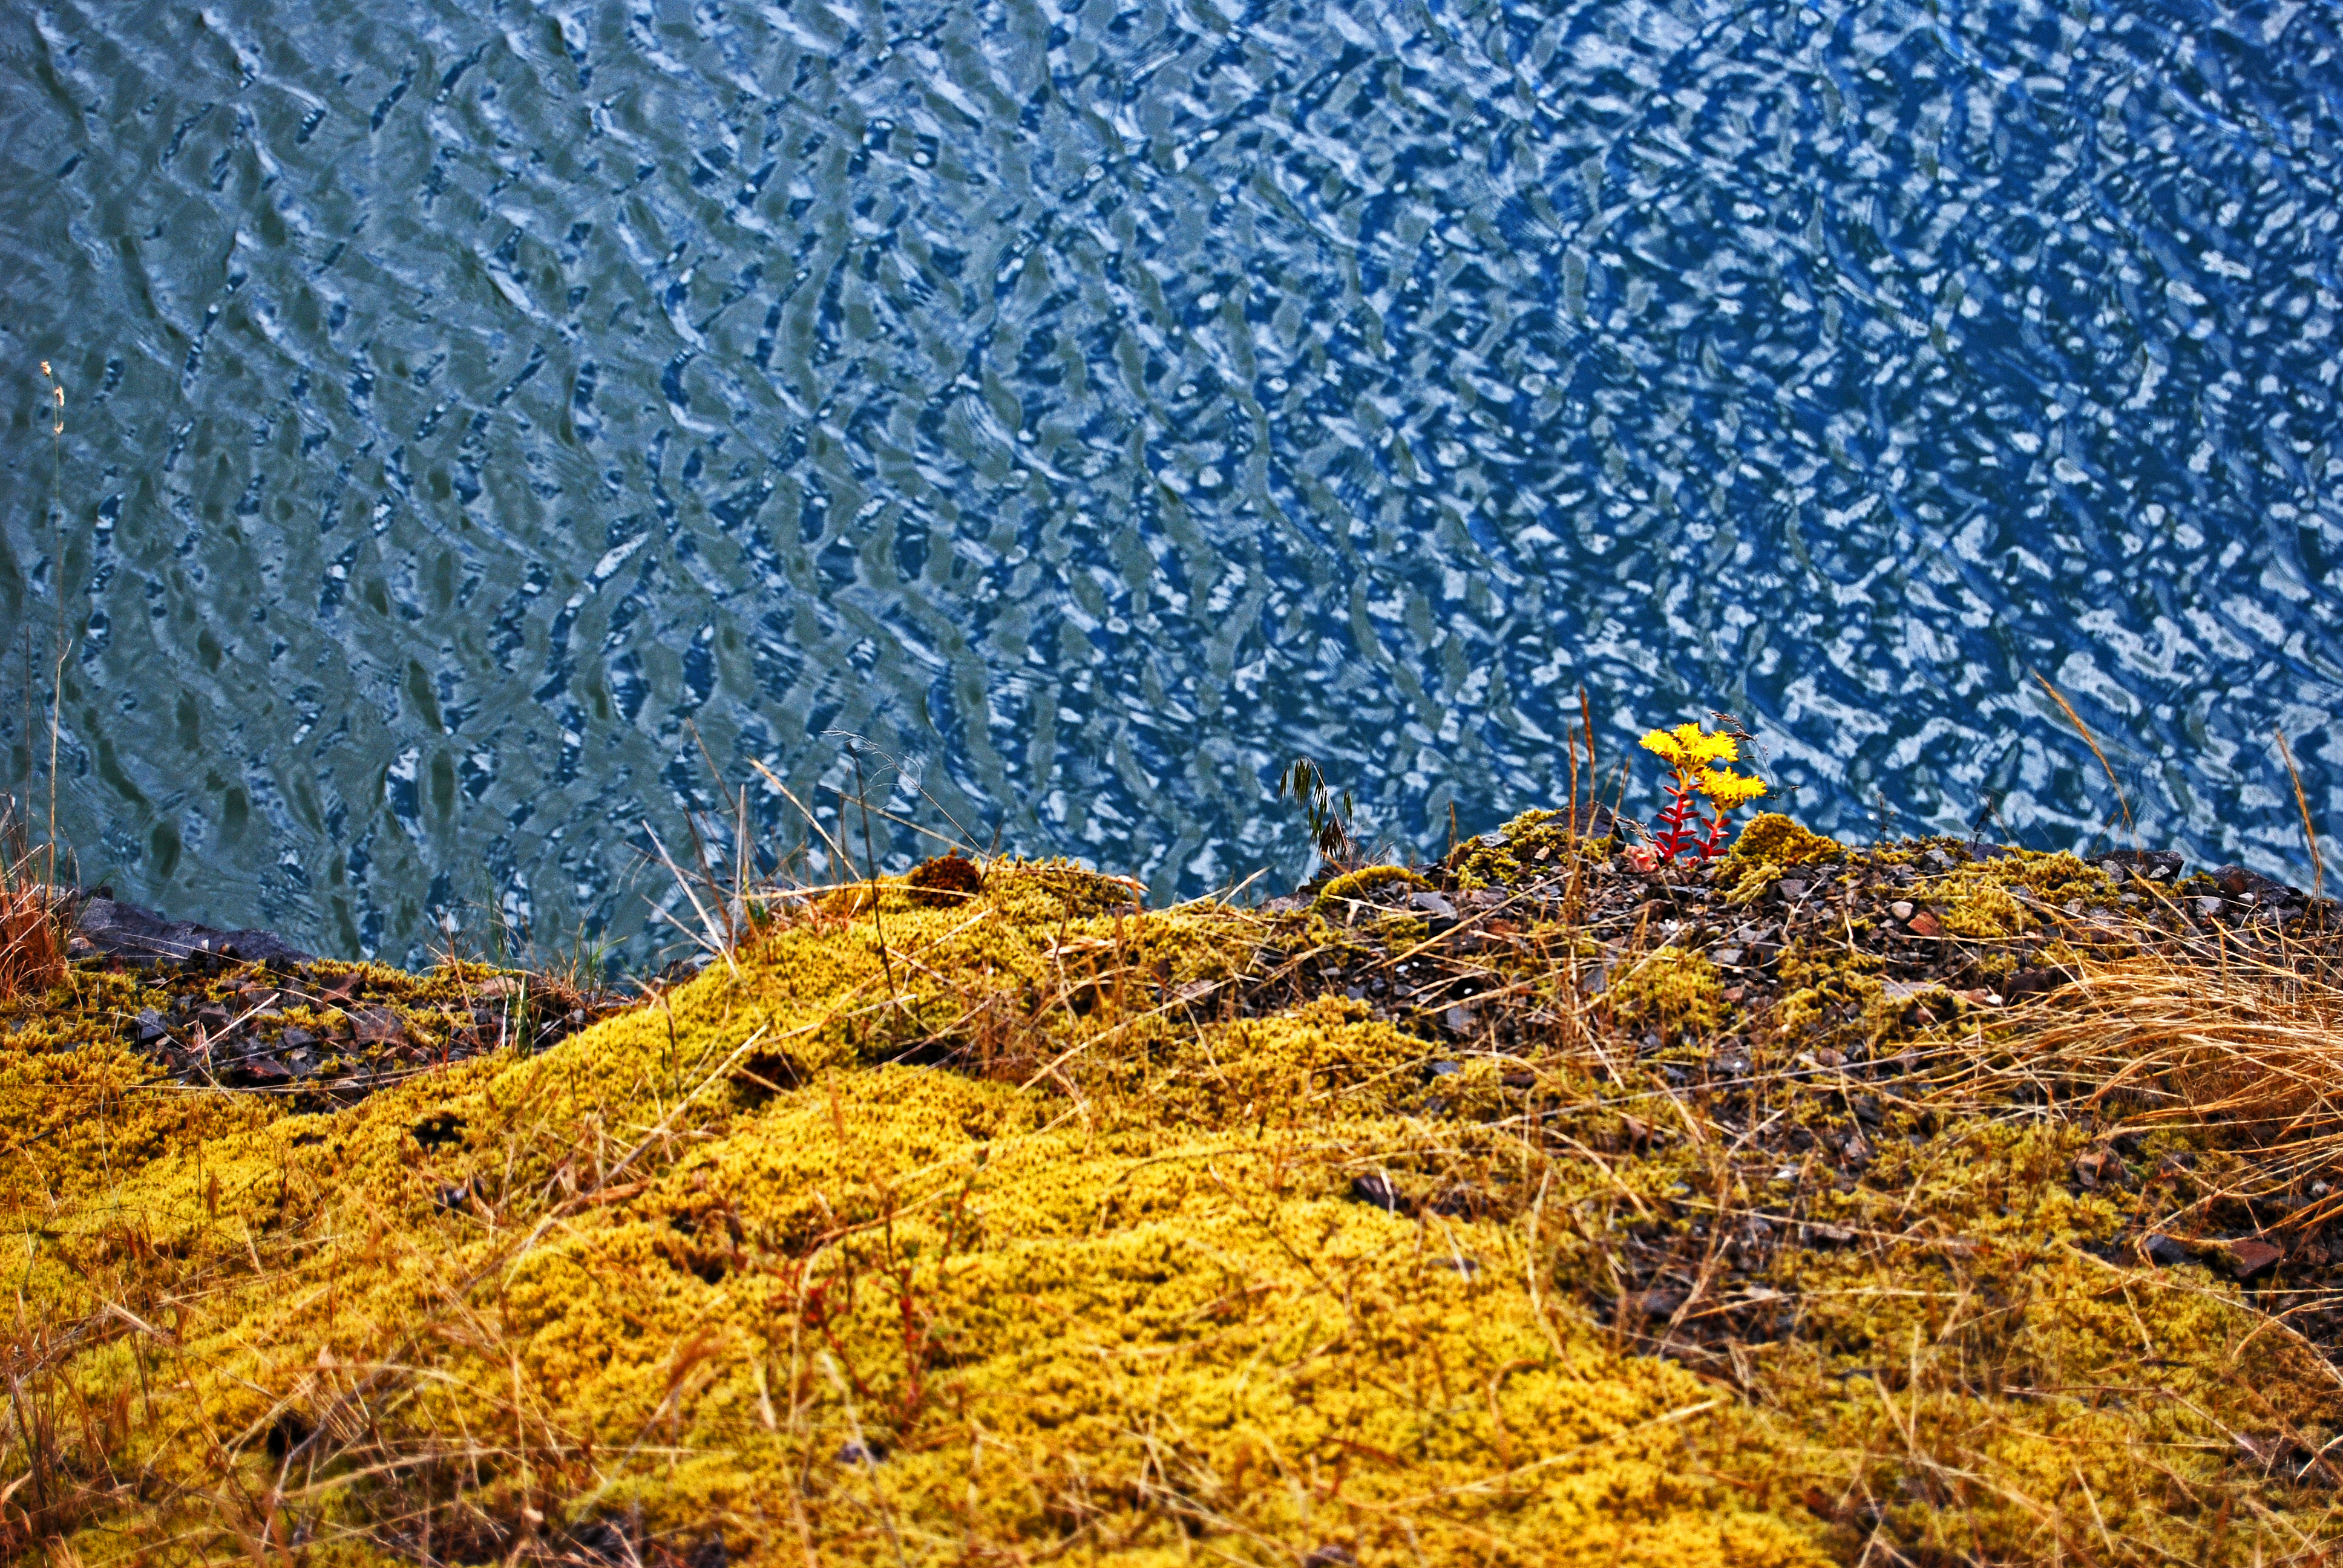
<box><xmin>1639</xmin><ymin>720</ymin><xmax>1768</xmax><ymax>865</ymax></box>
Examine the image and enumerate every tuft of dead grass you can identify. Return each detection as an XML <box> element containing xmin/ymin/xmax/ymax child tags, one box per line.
<box><xmin>0</xmin><ymin>792</ymin><xmax>65</xmax><ymax>1003</ymax></box>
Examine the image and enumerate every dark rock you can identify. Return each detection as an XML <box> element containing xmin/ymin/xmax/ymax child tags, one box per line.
<box><xmin>1349</xmin><ymin>1172</ymin><xmax>1408</xmax><ymax>1213</ymax></box>
<box><xmin>237</xmin><ymin>1056</ymin><xmax>293</xmax><ymax>1085</ymax></box>
<box><xmin>195</xmin><ymin>1004</ymin><xmax>232</xmax><ymax>1034</ymax></box>
<box><xmin>2002</xmin><ymin>968</ymin><xmax>2065</xmax><ymax>1000</ymax></box>
<box><xmin>2229</xmin><ymin>1238</ymin><xmax>2285</xmax><ymax>1281</ymax></box>
<box><xmin>835</xmin><ymin>1441</ymin><xmax>885</xmax><ymax>1467</ymax></box>
<box><xmin>2103</xmin><ymin>849</ymin><xmax>2183</xmax><ymax>880</ymax></box>
<box><xmin>2141</xmin><ymin>1233</ymin><xmax>2191</xmax><ymax>1267</ymax></box>
<box><xmin>280</xmin><ymin>1028</ymin><xmax>316</xmax><ymax>1051</ymax></box>
<box><xmin>1426</xmin><ymin>1059</ymin><xmax>1463</xmax><ymax>1077</ymax></box>
<box><xmin>2213</xmin><ymin>864</ymin><xmax>2293</xmax><ymax>902</ymax></box>
<box><xmin>73</xmin><ymin>895</ymin><xmax>310</xmax><ymax>966</ymax></box>
<box><xmin>132</xmin><ymin>1009</ymin><xmax>168</xmax><ymax>1045</ymax></box>
<box><xmin>350</xmin><ymin>1006</ymin><xmax>405</xmax><ymax>1045</ymax></box>
<box><xmin>1440</xmin><ymin>1005</ymin><xmax>1475</xmax><ymax>1034</ymax></box>
<box><xmin>1775</xmin><ymin>879</ymin><xmax>1809</xmax><ymax>900</ymax></box>
<box><xmin>1617</xmin><ymin>1288</ymin><xmax>1688</xmax><ymax>1319</ymax></box>
<box><xmin>1411</xmin><ymin>890</ymin><xmax>1457</xmax><ymax>920</ymax></box>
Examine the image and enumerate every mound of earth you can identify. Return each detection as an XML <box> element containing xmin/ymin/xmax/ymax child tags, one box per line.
<box><xmin>6</xmin><ymin>819</ymin><xmax>2342</xmax><ymax>1566</ymax></box>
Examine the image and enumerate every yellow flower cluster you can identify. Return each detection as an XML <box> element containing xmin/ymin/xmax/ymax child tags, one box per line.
<box><xmin>1639</xmin><ymin>723</ymin><xmax>1768</xmax><ymax>808</ymax></box>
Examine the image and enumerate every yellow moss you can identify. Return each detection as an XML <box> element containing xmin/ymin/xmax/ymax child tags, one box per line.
<box><xmin>1915</xmin><ymin>849</ymin><xmax>2114</xmax><ymax>941</ymax></box>
<box><xmin>1309</xmin><ymin>863</ymin><xmax>1430</xmax><ymax>912</ymax></box>
<box><xmin>1607</xmin><ymin>945</ymin><xmax>1725</xmax><ymax>1042</ymax></box>
<box><xmin>1447</xmin><ymin>808</ymin><xmax>1598</xmax><ymax>890</ymax></box>
<box><xmin>1718</xmin><ymin>812</ymin><xmax>1844</xmax><ymax>903</ymax></box>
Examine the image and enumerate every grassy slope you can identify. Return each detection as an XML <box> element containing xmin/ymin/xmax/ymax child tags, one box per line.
<box><xmin>5</xmin><ymin>826</ymin><xmax>2341</xmax><ymax>1566</ymax></box>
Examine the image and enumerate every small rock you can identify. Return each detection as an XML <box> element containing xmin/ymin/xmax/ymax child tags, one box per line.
<box><xmin>1429</xmin><ymin>1186</ymin><xmax>1483</xmax><ymax>1218</ymax></box>
<box><xmin>133</xmin><ymin>1009</ymin><xmax>168</xmax><ymax>1045</ymax></box>
<box><xmin>350</xmin><ymin>1006</ymin><xmax>405</xmax><ymax>1045</ymax></box>
<box><xmin>2002</xmin><ymin>968</ymin><xmax>2061</xmax><ymax>999</ymax></box>
<box><xmin>239</xmin><ymin>1056</ymin><xmax>293</xmax><ymax>1085</ymax></box>
<box><xmin>1890</xmin><ymin>900</ymin><xmax>1915</xmax><ymax>922</ymax></box>
<box><xmin>2229</xmin><ymin>1239</ymin><xmax>2285</xmax><ymax>1281</ymax></box>
<box><xmin>1349</xmin><ymin>1173</ymin><xmax>1407</xmax><ymax>1213</ymax></box>
<box><xmin>2141</xmin><ymin>1233</ymin><xmax>2190</xmax><ymax>1267</ymax></box>
<box><xmin>1776</xmin><ymin>878</ymin><xmax>1809</xmax><ymax>900</ymax></box>
<box><xmin>1906</xmin><ymin>910</ymin><xmax>1943</xmax><ymax>939</ymax></box>
<box><xmin>280</xmin><ymin>1028</ymin><xmax>317</xmax><ymax>1051</ymax></box>
<box><xmin>1440</xmin><ymin>1005</ymin><xmax>1475</xmax><ymax>1035</ymax></box>
<box><xmin>1426</xmin><ymin>1060</ymin><xmax>1463</xmax><ymax>1078</ymax></box>
<box><xmin>2195</xmin><ymin>897</ymin><xmax>2225</xmax><ymax>918</ymax></box>
<box><xmin>2073</xmin><ymin>1147</ymin><xmax>2117</xmax><ymax>1189</ymax></box>
<box><xmin>836</xmin><ymin>1441</ymin><xmax>885</xmax><ymax>1467</ymax></box>
<box><xmin>1411</xmin><ymin>890</ymin><xmax>1457</xmax><ymax>920</ymax></box>
<box><xmin>1618</xmin><ymin>1288</ymin><xmax>1688</xmax><ymax>1319</ymax></box>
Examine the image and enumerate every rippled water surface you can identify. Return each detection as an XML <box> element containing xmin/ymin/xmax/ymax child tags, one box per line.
<box><xmin>4</xmin><ymin>0</ymin><xmax>2341</xmax><ymax>965</ymax></box>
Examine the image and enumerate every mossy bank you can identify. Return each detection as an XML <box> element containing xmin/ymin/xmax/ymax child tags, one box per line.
<box><xmin>8</xmin><ymin>815</ymin><xmax>2343</xmax><ymax>1566</ymax></box>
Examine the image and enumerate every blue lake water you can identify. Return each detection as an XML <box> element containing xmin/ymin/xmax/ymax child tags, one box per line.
<box><xmin>2</xmin><ymin>0</ymin><xmax>2340</xmax><ymax>967</ymax></box>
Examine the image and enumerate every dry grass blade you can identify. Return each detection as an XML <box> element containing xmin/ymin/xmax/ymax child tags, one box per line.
<box><xmin>2276</xmin><ymin>728</ymin><xmax>2326</xmax><ymax>904</ymax></box>
<box><xmin>2030</xmin><ymin>665</ymin><xmax>2135</xmax><ymax>844</ymax></box>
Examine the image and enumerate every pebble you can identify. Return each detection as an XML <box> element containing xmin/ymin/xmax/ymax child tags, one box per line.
<box><xmin>1889</xmin><ymin>900</ymin><xmax>1915</xmax><ymax>921</ymax></box>
<box><xmin>2229</xmin><ymin>1239</ymin><xmax>2285</xmax><ymax>1281</ymax></box>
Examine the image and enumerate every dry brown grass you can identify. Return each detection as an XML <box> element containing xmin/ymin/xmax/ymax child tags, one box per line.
<box><xmin>0</xmin><ymin>792</ymin><xmax>65</xmax><ymax>1002</ymax></box>
<box><xmin>1951</xmin><ymin>939</ymin><xmax>2343</xmax><ymax>1229</ymax></box>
